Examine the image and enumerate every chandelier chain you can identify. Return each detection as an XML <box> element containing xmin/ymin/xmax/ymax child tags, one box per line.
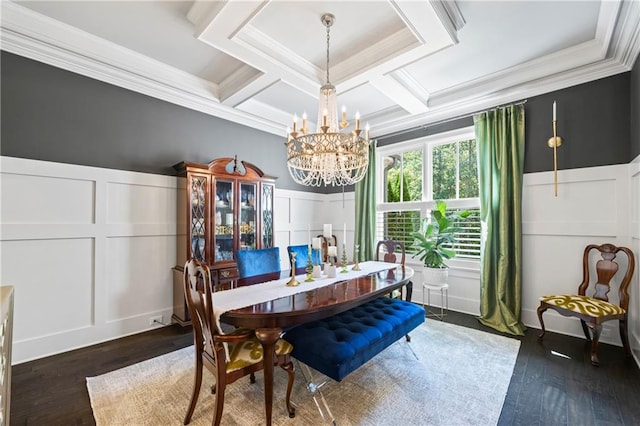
<box><xmin>325</xmin><ymin>20</ymin><xmax>330</xmax><ymax>85</ymax></box>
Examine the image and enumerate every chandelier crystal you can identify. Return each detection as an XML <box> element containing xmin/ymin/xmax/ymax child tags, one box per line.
<box><xmin>285</xmin><ymin>13</ymin><xmax>370</xmax><ymax>187</ymax></box>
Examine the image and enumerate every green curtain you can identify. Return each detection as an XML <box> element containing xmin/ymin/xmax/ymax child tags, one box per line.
<box><xmin>355</xmin><ymin>140</ymin><xmax>377</xmax><ymax>261</ymax></box>
<box><xmin>474</xmin><ymin>104</ymin><xmax>526</xmax><ymax>336</ymax></box>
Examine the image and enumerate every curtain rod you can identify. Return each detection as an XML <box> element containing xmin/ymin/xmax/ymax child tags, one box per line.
<box><xmin>378</xmin><ymin>99</ymin><xmax>528</xmax><ymax>140</ymax></box>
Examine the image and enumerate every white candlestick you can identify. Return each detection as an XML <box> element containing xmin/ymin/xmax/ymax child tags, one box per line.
<box><xmin>323</xmin><ymin>224</ymin><xmax>332</xmax><ymax>238</ymax></box>
<box><xmin>343</xmin><ymin>223</ymin><xmax>346</xmax><ymax>245</ymax></box>
<box><xmin>553</xmin><ymin>101</ymin><xmax>556</xmax><ymax>121</ymax></box>
<box><xmin>312</xmin><ymin>237</ymin><xmax>322</xmax><ymax>250</ymax></box>
<box><xmin>327</xmin><ymin>246</ymin><xmax>337</xmax><ymax>257</ymax></box>
<box><xmin>308</xmin><ymin>224</ymin><xmax>311</xmax><ymax>246</ymax></box>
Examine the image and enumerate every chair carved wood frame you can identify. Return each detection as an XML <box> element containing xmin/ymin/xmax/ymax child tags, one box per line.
<box><xmin>183</xmin><ymin>259</ymin><xmax>295</xmax><ymax>425</ymax></box>
<box><xmin>375</xmin><ymin>240</ymin><xmax>414</xmax><ymax>314</ymax></box>
<box><xmin>316</xmin><ymin>234</ymin><xmax>338</xmax><ymax>264</ymax></box>
<box><xmin>537</xmin><ymin>243</ymin><xmax>636</xmax><ymax>366</ymax></box>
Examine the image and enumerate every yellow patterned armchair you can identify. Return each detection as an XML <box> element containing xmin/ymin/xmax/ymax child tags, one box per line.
<box><xmin>537</xmin><ymin>243</ymin><xmax>635</xmax><ymax>366</ymax></box>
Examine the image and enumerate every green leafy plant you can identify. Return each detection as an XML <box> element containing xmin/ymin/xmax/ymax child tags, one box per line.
<box><xmin>411</xmin><ymin>200</ymin><xmax>471</xmax><ymax>269</ymax></box>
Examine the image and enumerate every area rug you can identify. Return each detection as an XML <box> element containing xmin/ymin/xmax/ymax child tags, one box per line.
<box><xmin>87</xmin><ymin>319</ymin><xmax>520</xmax><ymax>425</ymax></box>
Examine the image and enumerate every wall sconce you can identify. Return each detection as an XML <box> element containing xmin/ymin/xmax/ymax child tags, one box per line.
<box><xmin>547</xmin><ymin>100</ymin><xmax>563</xmax><ymax>197</ymax></box>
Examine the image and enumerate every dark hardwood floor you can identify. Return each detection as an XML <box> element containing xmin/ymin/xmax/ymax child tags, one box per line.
<box><xmin>10</xmin><ymin>311</ymin><xmax>640</xmax><ymax>425</ymax></box>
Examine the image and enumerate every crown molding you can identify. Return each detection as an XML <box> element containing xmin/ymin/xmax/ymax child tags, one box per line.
<box><xmin>2</xmin><ymin>0</ymin><xmax>638</xmax><ymax>140</ymax></box>
<box><xmin>392</xmin><ymin>69</ymin><xmax>430</xmax><ymax>107</ymax></box>
<box><xmin>0</xmin><ymin>1</ymin><xmax>284</xmax><ymax>135</ymax></box>
<box><xmin>373</xmin><ymin>1</ymin><xmax>640</xmax><ymax>137</ymax></box>
<box><xmin>332</xmin><ymin>28</ymin><xmax>420</xmax><ymax>85</ymax></box>
<box><xmin>611</xmin><ymin>0</ymin><xmax>640</xmax><ymax>68</ymax></box>
<box><xmin>218</xmin><ymin>64</ymin><xmax>262</xmax><ymax>103</ymax></box>
<box><xmin>236</xmin><ymin>24</ymin><xmax>321</xmax><ymax>88</ymax></box>
<box><xmin>374</xmin><ymin>55</ymin><xmax>631</xmax><ymax>138</ymax></box>
<box><xmin>428</xmin><ymin>0</ymin><xmax>466</xmax><ymax>43</ymax></box>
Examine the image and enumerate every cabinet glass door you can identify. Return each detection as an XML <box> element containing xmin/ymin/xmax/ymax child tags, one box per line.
<box><xmin>239</xmin><ymin>183</ymin><xmax>257</xmax><ymax>251</ymax></box>
<box><xmin>214</xmin><ymin>179</ymin><xmax>235</xmax><ymax>261</ymax></box>
<box><xmin>261</xmin><ymin>183</ymin><xmax>274</xmax><ymax>248</ymax></box>
<box><xmin>189</xmin><ymin>175</ymin><xmax>208</xmax><ymax>261</ymax></box>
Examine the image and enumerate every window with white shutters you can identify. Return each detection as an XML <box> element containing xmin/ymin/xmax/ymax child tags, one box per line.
<box><xmin>376</xmin><ymin>127</ymin><xmax>481</xmax><ymax>262</ymax></box>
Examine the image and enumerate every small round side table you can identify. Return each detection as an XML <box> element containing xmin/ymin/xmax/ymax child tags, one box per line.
<box><xmin>422</xmin><ymin>282</ymin><xmax>449</xmax><ymax>320</ymax></box>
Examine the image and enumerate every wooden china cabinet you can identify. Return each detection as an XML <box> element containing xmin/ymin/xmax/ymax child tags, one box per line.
<box><xmin>171</xmin><ymin>157</ymin><xmax>276</xmax><ymax>325</ymax></box>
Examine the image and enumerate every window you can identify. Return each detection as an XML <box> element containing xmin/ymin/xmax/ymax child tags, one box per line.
<box><xmin>382</xmin><ymin>149</ymin><xmax>422</xmax><ymax>203</ymax></box>
<box><xmin>376</xmin><ymin>127</ymin><xmax>481</xmax><ymax>264</ymax></box>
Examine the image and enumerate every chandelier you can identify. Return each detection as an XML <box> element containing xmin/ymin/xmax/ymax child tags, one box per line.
<box><xmin>285</xmin><ymin>13</ymin><xmax>370</xmax><ymax>187</ymax></box>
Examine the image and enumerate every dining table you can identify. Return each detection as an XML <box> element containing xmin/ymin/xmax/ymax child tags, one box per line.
<box><xmin>214</xmin><ymin>262</ymin><xmax>415</xmax><ymax>426</ymax></box>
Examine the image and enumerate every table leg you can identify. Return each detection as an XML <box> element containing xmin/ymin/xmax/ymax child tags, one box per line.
<box><xmin>405</xmin><ymin>280</ymin><xmax>413</xmax><ymax>301</ymax></box>
<box><xmin>255</xmin><ymin>328</ymin><xmax>282</xmax><ymax>426</ymax></box>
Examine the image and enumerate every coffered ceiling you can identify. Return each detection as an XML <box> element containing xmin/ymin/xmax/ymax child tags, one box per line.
<box><xmin>2</xmin><ymin>1</ymin><xmax>639</xmax><ymax>139</ymax></box>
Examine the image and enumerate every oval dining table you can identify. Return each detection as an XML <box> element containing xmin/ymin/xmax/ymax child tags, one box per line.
<box><xmin>217</xmin><ymin>264</ymin><xmax>415</xmax><ymax>426</ymax></box>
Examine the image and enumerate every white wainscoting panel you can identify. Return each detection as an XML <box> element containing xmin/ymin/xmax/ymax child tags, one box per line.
<box><xmin>274</xmin><ymin>189</ymin><xmax>329</xmax><ymax>270</ymax></box>
<box><xmin>1</xmin><ymin>157</ymin><xmax>178</xmax><ymax>363</ymax></box>
<box><xmin>2</xmin><ymin>172</ymin><xmax>94</xmax><ymax>224</ymax></box>
<box><xmin>521</xmin><ymin>164</ymin><xmax>633</xmax><ymax>348</ymax></box>
<box><xmin>107</xmin><ymin>182</ymin><xmax>175</xmax><ymax>224</ymax></box>
<box><xmin>317</xmin><ymin>192</ymin><xmax>356</xmax><ymax>256</ymax></box>
<box><xmin>2</xmin><ymin>156</ymin><xmax>636</xmax><ymax>364</ymax></box>
<box><xmin>1</xmin><ymin>238</ymin><xmax>94</xmax><ymax>338</ymax></box>
<box><xmin>105</xmin><ymin>235</ymin><xmax>175</xmax><ymax>322</ymax></box>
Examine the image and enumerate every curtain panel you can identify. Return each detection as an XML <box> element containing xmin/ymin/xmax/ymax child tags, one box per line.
<box><xmin>474</xmin><ymin>104</ymin><xmax>526</xmax><ymax>336</ymax></box>
<box><xmin>355</xmin><ymin>140</ymin><xmax>377</xmax><ymax>261</ymax></box>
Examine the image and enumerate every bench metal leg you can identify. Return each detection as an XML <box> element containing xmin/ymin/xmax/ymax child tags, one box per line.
<box><xmin>295</xmin><ymin>360</ymin><xmax>336</xmax><ymax>425</ymax></box>
<box><xmin>400</xmin><ymin>337</ymin><xmax>419</xmax><ymax>360</ymax></box>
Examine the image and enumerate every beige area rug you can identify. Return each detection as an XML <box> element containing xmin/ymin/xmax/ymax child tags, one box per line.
<box><xmin>87</xmin><ymin>319</ymin><xmax>520</xmax><ymax>425</ymax></box>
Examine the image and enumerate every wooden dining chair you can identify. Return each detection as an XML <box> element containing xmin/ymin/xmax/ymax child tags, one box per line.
<box><xmin>376</xmin><ymin>240</ymin><xmax>409</xmax><ymax>300</ymax></box>
<box><xmin>376</xmin><ymin>240</ymin><xmax>406</xmax><ymax>266</ymax></box>
<box><xmin>235</xmin><ymin>247</ymin><xmax>280</xmax><ymax>278</ymax></box>
<box><xmin>316</xmin><ymin>234</ymin><xmax>338</xmax><ymax>264</ymax></box>
<box><xmin>182</xmin><ymin>259</ymin><xmax>295</xmax><ymax>425</ymax></box>
<box><xmin>537</xmin><ymin>243</ymin><xmax>635</xmax><ymax>366</ymax></box>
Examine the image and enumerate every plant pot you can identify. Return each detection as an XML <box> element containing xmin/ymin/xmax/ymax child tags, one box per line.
<box><xmin>422</xmin><ymin>266</ymin><xmax>448</xmax><ymax>286</ymax></box>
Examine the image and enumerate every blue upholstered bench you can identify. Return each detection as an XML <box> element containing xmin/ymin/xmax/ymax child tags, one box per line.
<box><xmin>283</xmin><ymin>297</ymin><xmax>425</xmax><ymax>382</ymax></box>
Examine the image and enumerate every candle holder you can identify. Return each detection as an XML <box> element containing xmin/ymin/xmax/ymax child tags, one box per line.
<box><xmin>340</xmin><ymin>243</ymin><xmax>348</xmax><ymax>273</ymax></box>
<box><xmin>352</xmin><ymin>244</ymin><xmax>361</xmax><ymax>271</ymax></box>
<box><xmin>548</xmin><ymin>102</ymin><xmax>563</xmax><ymax>197</ymax></box>
<box><xmin>286</xmin><ymin>252</ymin><xmax>300</xmax><ymax>287</ymax></box>
<box><xmin>305</xmin><ymin>245</ymin><xmax>314</xmax><ymax>282</ymax></box>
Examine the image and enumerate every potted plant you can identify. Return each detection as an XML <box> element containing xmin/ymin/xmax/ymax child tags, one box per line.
<box><xmin>411</xmin><ymin>200</ymin><xmax>471</xmax><ymax>285</ymax></box>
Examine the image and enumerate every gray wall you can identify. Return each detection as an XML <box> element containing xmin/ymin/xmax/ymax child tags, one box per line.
<box><xmin>632</xmin><ymin>53</ymin><xmax>640</xmax><ymax>160</ymax></box>
<box><xmin>378</xmin><ymin>73</ymin><xmax>632</xmax><ymax>172</ymax></box>
<box><xmin>2</xmin><ymin>52</ymin><xmax>634</xmax><ymax>191</ymax></box>
<box><xmin>0</xmin><ymin>52</ymin><xmax>311</xmax><ymax>192</ymax></box>
<box><xmin>524</xmin><ymin>73</ymin><xmax>630</xmax><ymax>172</ymax></box>
<box><xmin>377</xmin><ymin>117</ymin><xmax>474</xmax><ymax>147</ymax></box>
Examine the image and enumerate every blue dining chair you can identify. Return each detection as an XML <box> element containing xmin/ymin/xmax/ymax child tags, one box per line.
<box><xmin>286</xmin><ymin>245</ymin><xmax>322</xmax><ymax>273</ymax></box>
<box><xmin>236</xmin><ymin>247</ymin><xmax>281</xmax><ymax>278</ymax></box>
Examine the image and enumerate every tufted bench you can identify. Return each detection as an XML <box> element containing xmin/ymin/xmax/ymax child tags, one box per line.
<box><xmin>283</xmin><ymin>297</ymin><xmax>425</xmax><ymax>382</ymax></box>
